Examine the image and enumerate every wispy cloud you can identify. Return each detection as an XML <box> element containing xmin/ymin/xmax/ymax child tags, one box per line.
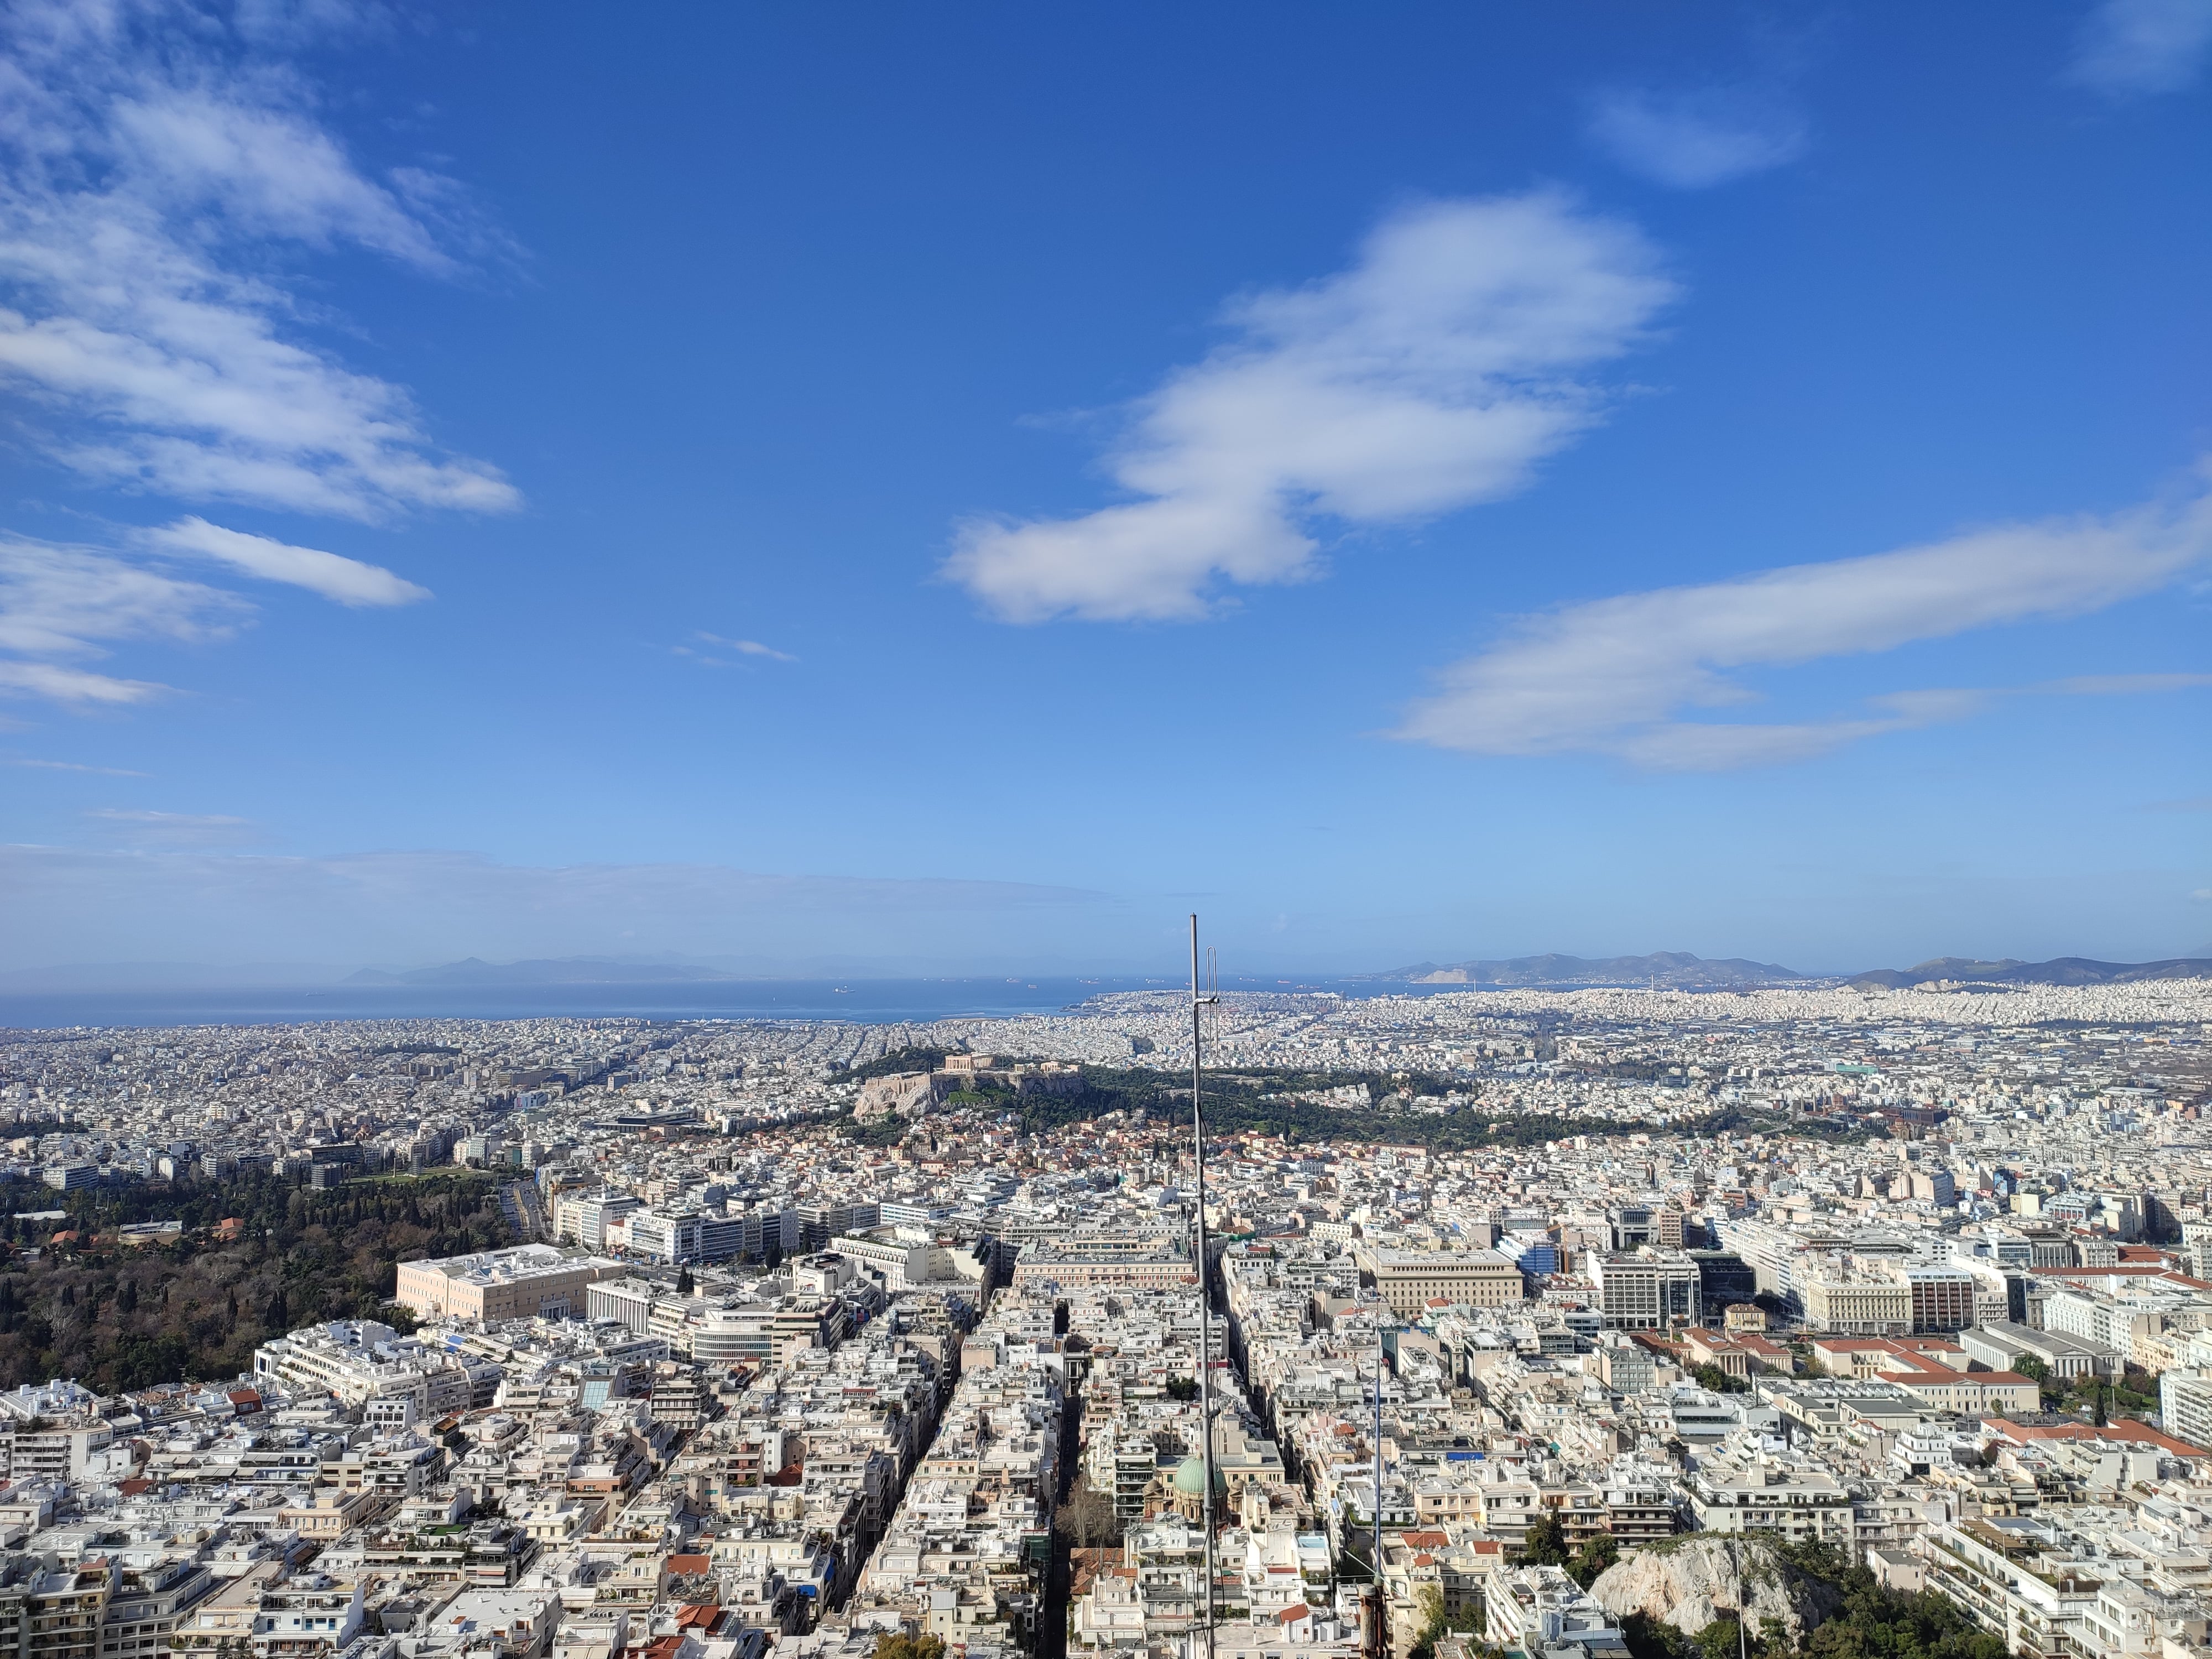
<box><xmin>6</xmin><ymin>757</ymin><xmax>150</xmax><ymax>776</ymax></box>
<box><xmin>0</xmin><ymin>519</ymin><xmax>435</xmax><ymax>702</ymax></box>
<box><xmin>0</xmin><ymin>3</ymin><xmax>504</xmax><ymax>705</ymax></box>
<box><xmin>0</xmin><ymin>533</ymin><xmax>244</xmax><ymax>703</ymax></box>
<box><xmin>1583</xmin><ymin>86</ymin><xmax>1808</xmax><ymax>189</ymax></box>
<box><xmin>2068</xmin><ymin>0</ymin><xmax>2212</xmax><ymax>96</ymax></box>
<box><xmin>143</xmin><ymin>516</ymin><xmax>429</xmax><ymax>606</ymax></box>
<box><xmin>86</xmin><ymin>806</ymin><xmax>255</xmax><ymax>846</ymax></box>
<box><xmin>945</xmin><ymin>193</ymin><xmax>1676</xmax><ymax>623</ymax></box>
<box><xmin>0</xmin><ymin>843</ymin><xmax>1105</xmax><ymax>970</ymax></box>
<box><xmin>2041</xmin><ymin>671</ymin><xmax>2212</xmax><ymax>695</ymax></box>
<box><xmin>0</xmin><ymin>659</ymin><xmax>171</xmax><ymax>705</ymax></box>
<box><xmin>695</xmin><ymin>631</ymin><xmax>796</xmax><ymax>662</ymax></box>
<box><xmin>109</xmin><ymin>87</ymin><xmax>452</xmax><ymax>272</ymax></box>
<box><xmin>1397</xmin><ymin>467</ymin><xmax>2212</xmax><ymax>770</ymax></box>
<box><xmin>0</xmin><ymin>4</ymin><xmax>520</xmax><ymax>520</ymax></box>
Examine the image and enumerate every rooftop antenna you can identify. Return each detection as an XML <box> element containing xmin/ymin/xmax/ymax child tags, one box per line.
<box><xmin>1190</xmin><ymin>915</ymin><xmax>1219</xmax><ymax>1659</ymax></box>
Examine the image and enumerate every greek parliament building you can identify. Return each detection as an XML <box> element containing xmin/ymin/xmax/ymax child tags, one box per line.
<box><xmin>1355</xmin><ymin>1244</ymin><xmax>1524</xmax><ymax>1315</ymax></box>
<box><xmin>394</xmin><ymin>1242</ymin><xmax>619</xmax><ymax>1322</ymax></box>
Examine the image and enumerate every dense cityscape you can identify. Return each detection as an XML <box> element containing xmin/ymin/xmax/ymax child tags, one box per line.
<box><xmin>0</xmin><ymin>975</ymin><xmax>2203</xmax><ymax>1659</ymax></box>
<box><xmin>0</xmin><ymin>14</ymin><xmax>2201</xmax><ymax>1659</ymax></box>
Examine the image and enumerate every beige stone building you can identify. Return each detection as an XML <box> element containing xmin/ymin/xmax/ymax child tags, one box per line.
<box><xmin>394</xmin><ymin>1243</ymin><xmax>615</xmax><ymax>1322</ymax></box>
<box><xmin>1802</xmin><ymin>1270</ymin><xmax>1912</xmax><ymax>1336</ymax></box>
<box><xmin>1360</xmin><ymin>1247</ymin><xmax>1523</xmax><ymax>1314</ymax></box>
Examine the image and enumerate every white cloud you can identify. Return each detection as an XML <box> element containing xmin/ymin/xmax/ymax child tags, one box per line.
<box><xmin>0</xmin><ymin>522</ymin><xmax>439</xmax><ymax>703</ymax></box>
<box><xmin>945</xmin><ymin>193</ymin><xmax>1676</xmax><ymax>623</ymax></box>
<box><xmin>696</xmin><ymin>631</ymin><xmax>796</xmax><ymax>662</ymax></box>
<box><xmin>2069</xmin><ymin>0</ymin><xmax>2212</xmax><ymax>96</ymax></box>
<box><xmin>0</xmin><ymin>532</ymin><xmax>247</xmax><ymax>702</ymax></box>
<box><xmin>1397</xmin><ymin>469</ymin><xmax>2212</xmax><ymax>769</ymax></box>
<box><xmin>0</xmin><ymin>2</ymin><xmax>519</xmax><ymax>519</ymax></box>
<box><xmin>4</xmin><ymin>756</ymin><xmax>151</xmax><ymax>775</ymax></box>
<box><xmin>1584</xmin><ymin>87</ymin><xmax>1808</xmax><ymax>189</ymax></box>
<box><xmin>144</xmin><ymin>515</ymin><xmax>429</xmax><ymax>606</ymax></box>
<box><xmin>0</xmin><ymin>658</ymin><xmax>171</xmax><ymax>705</ymax></box>
<box><xmin>109</xmin><ymin>88</ymin><xmax>452</xmax><ymax>271</ymax></box>
<box><xmin>0</xmin><ymin>3</ymin><xmax>507</xmax><ymax>706</ymax></box>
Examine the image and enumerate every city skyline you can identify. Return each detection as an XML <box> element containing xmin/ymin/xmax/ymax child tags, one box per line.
<box><xmin>2</xmin><ymin>3</ymin><xmax>2209</xmax><ymax>979</ymax></box>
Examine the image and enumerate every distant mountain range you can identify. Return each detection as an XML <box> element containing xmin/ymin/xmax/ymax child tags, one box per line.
<box><xmin>1845</xmin><ymin>956</ymin><xmax>2212</xmax><ymax>989</ymax></box>
<box><xmin>1361</xmin><ymin>952</ymin><xmax>1805</xmax><ymax>988</ymax></box>
<box><xmin>1362</xmin><ymin>950</ymin><xmax>2212</xmax><ymax>990</ymax></box>
<box><xmin>342</xmin><ymin>957</ymin><xmax>740</xmax><ymax>987</ymax></box>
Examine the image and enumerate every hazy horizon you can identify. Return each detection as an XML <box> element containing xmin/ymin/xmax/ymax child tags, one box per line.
<box><xmin>8</xmin><ymin>942</ymin><xmax>2212</xmax><ymax>997</ymax></box>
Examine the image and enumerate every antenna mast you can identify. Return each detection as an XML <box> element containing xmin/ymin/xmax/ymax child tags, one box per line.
<box><xmin>1190</xmin><ymin>915</ymin><xmax>1219</xmax><ymax>1659</ymax></box>
<box><xmin>1370</xmin><ymin>1316</ymin><xmax>1385</xmax><ymax>1659</ymax></box>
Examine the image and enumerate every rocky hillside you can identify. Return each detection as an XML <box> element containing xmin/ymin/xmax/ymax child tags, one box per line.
<box><xmin>1846</xmin><ymin>954</ymin><xmax>2212</xmax><ymax>988</ymax></box>
<box><xmin>1590</xmin><ymin>1536</ymin><xmax>1844</xmax><ymax>1644</ymax></box>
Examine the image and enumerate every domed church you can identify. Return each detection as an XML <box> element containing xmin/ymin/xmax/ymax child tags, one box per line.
<box><xmin>1151</xmin><ymin>1452</ymin><xmax>1228</xmax><ymax>1524</ymax></box>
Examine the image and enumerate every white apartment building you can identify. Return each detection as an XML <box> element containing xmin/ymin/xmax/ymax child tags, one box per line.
<box><xmin>2161</xmin><ymin>1370</ymin><xmax>2212</xmax><ymax>1451</ymax></box>
<box><xmin>252</xmin><ymin>1320</ymin><xmax>476</xmax><ymax>1417</ymax></box>
<box><xmin>1483</xmin><ymin>1566</ymin><xmax>1623</xmax><ymax>1658</ymax></box>
<box><xmin>554</xmin><ymin>1193</ymin><xmax>640</xmax><ymax>1252</ymax></box>
<box><xmin>1687</xmin><ymin>1455</ymin><xmax>1854</xmax><ymax>1545</ymax></box>
<box><xmin>2043</xmin><ymin>1286</ymin><xmax>2179</xmax><ymax>1367</ymax></box>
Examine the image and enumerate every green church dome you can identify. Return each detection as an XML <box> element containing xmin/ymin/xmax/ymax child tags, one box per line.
<box><xmin>1172</xmin><ymin>1455</ymin><xmax>1225</xmax><ymax>1496</ymax></box>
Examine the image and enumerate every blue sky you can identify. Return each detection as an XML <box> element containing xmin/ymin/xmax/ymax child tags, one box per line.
<box><xmin>1</xmin><ymin>0</ymin><xmax>2208</xmax><ymax>978</ymax></box>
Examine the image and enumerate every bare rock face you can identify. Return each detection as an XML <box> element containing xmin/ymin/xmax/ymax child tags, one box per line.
<box><xmin>1589</xmin><ymin>1537</ymin><xmax>1844</xmax><ymax>1644</ymax></box>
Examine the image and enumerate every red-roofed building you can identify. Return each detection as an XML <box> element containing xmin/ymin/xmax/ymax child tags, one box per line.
<box><xmin>1985</xmin><ymin>1417</ymin><xmax>2205</xmax><ymax>1457</ymax></box>
<box><xmin>1809</xmin><ymin>1338</ymin><xmax>2037</xmax><ymax>1412</ymax></box>
<box><xmin>1735</xmin><ymin>1335</ymin><xmax>1790</xmax><ymax>1372</ymax></box>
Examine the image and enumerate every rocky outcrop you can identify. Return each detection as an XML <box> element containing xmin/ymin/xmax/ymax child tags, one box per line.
<box><xmin>1589</xmin><ymin>1536</ymin><xmax>1843</xmax><ymax>1644</ymax></box>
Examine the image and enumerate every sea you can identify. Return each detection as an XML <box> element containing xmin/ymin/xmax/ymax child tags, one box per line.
<box><xmin>0</xmin><ymin>974</ymin><xmax>1468</xmax><ymax>1031</ymax></box>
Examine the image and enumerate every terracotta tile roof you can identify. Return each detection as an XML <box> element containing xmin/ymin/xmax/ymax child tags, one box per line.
<box><xmin>1986</xmin><ymin>1417</ymin><xmax>2205</xmax><ymax>1456</ymax></box>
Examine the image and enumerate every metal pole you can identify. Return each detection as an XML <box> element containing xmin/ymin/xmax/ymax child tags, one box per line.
<box><xmin>1372</xmin><ymin>1314</ymin><xmax>1385</xmax><ymax>1658</ymax></box>
<box><xmin>1190</xmin><ymin>915</ymin><xmax>1217</xmax><ymax>1659</ymax></box>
